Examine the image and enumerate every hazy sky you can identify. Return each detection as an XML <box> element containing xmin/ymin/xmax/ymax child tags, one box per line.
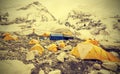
<box><xmin>40</xmin><ymin>0</ymin><xmax>120</xmax><ymax>18</ymax></box>
<box><xmin>0</xmin><ymin>0</ymin><xmax>120</xmax><ymax>18</ymax></box>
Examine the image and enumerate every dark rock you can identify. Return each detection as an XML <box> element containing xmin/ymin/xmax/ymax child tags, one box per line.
<box><xmin>118</xmin><ymin>19</ymin><xmax>120</xmax><ymax>22</ymax></box>
<box><xmin>90</xmin><ymin>28</ymin><xmax>100</xmax><ymax>35</ymax></box>
<box><xmin>102</xmin><ymin>62</ymin><xmax>118</xmax><ymax>71</ymax></box>
<box><xmin>93</xmin><ymin>63</ymin><xmax>101</xmax><ymax>70</ymax></box>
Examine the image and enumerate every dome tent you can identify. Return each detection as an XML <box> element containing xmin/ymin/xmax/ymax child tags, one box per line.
<box><xmin>29</xmin><ymin>39</ymin><xmax>44</xmax><ymax>55</ymax></box>
<box><xmin>71</xmin><ymin>40</ymin><xmax>120</xmax><ymax>62</ymax></box>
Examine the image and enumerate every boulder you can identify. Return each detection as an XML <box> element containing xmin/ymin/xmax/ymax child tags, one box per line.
<box><xmin>63</xmin><ymin>45</ymin><xmax>72</xmax><ymax>51</ymax></box>
<box><xmin>93</xmin><ymin>63</ymin><xmax>101</xmax><ymax>70</ymax></box>
<box><xmin>100</xmin><ymin>41</ymin><xmax>120</xmax><ymax>50</ymax></box>
<box><xmin>39</xmin><ymin>69</ymin><xmax>45</xmax><ymax>74</ymax></box>
<box><xmin>102</xmin><ymin>62</ymin><xmax>118</xmax><ymax>71</ymax></box>
<box><xmin>110</xmin><ymin>51</ymin><xmax>119</xmax><ymax>57</ymax></box>
<box><xmin>98</xmin><ymin>69</ymin><xmax>110</xmax><ymax>74</ymax></box>
<box><xmin>48</xmin><ymin>69</ymin><xmax>61</xmax><ymax>74</ymax></box>
<box><xmin>26</xmin><ymin>51</ymin><xmax>35</xmax><ymax>61</ymax></box>
<box><xmin>57</xmin><ymin>52</ymin><xmax>66</xmax><ymax>62</ymax></box>
<box><xmin>0</xmin><ymin>60</ymin><xmax>34</xmax><ymax>74</ymax></box>
<box><xmin>20</xmin><ymin>47</ymin><xmax>28</xmax><ymax>53</ymax></box>
<box><xmin>89</xmin><ymin>69</ymin><xmax>110</xmax><ymax>74</ymax></box>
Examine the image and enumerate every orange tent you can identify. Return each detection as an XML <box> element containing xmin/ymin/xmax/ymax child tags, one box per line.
<box><xmin>85</xmin><ymin>38</ymin><xmax>99</xmax><ymax>46</ymax></box>
<box><xmin>71</xmin><ymin>41</ymin><xmax>120</xmax><ymax>62</ymax></box>
<box><xmin>3</xmin><ymin>33</ymin><xmax>18</xmax><ymax>41</ymax></box>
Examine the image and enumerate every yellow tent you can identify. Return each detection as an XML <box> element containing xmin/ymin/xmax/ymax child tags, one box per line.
<box><xmin>42</xmin><ymin>32</ymin><xmax>51</xmax><ymax>37</ymax></box>
<box><xmin>71</xmin><ymin>41</ymin><xmax>120</xmax><ymax>62</ymax></box>
<box><xmin>29</xmin><ymin>39</ymin><xmax>40</xmax><ymax>44</ymax></box>
<box><xmin>57</xmin><ymin>41</ymin><xmax>66</xmax><ymax>48</ymax></box>
<box><xmin>29</xmin><ymin>39</ymin><xmax>44</xmax><ymax>55</ymax></box>
<box><xmin>48</xmin><ymin>44</ymin><xmax>58</xmax><ymax>52</ymax></box>
<box><xmin>30</xmin><ymin>44</ymin><xmax>44</xmax><ymax>55</ymax></box>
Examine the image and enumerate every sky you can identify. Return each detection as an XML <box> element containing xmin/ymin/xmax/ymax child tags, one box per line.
<box><xmin>40</xmin><ymin>0</ymin><xmax>120</xmax><ymax>18</ymax></box>
<box><xmin>0</xmin><ymin>0</ymin><xmax>120</xmax><ymax>19</ymax></box>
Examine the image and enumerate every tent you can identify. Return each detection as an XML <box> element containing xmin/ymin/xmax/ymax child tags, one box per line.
<box><xmin>30</xmin><ymin>44</ymin><xmax>44</xmax><ymax>55</ymax></box>
<box><xmin>85</xmin><ymin>38</ymin><xmax>99</xmax><ymax>46</ymax></box>
<box><xmin>58</xmin><ymin>41</ymin><xmax>66</xmax><ymax>48</ymax></box>
<box><xmin>29</xmin><ymin>39</ymin><xmax>44</xmax><ymax>55</ymax></box>
<box><xmin>3</xmin><ymin>33</ymin><xmax>18</xmax><ymax>41</ymax></box>
<box><xmin>29</xmin><ymin>39</ymin><xmax>40</xmax><ymax>44</ymax></box>
<box><xmin>48</xmin><ymin>44</ymin><xmax>58</xmax><ymax>52</ymax></box>
<box><xmin>71</xmin><ymin>40</ymin><xmax>120</xmax><ymax>62</ymax></box>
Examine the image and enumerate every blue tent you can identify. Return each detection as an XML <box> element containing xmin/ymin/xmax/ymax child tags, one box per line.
<box><xmin>50</xmin><ymin>33</ymin><xmax>74</xmax><ymax>40</ymax></box>
<box><xmin>50</xmin><ymin>33</ymin><xmax>64</xmax><ymax>40</ymax></box>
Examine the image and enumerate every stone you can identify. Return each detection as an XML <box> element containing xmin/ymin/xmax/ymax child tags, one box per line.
<box><xmin>102</xmin><ymin>62</ymin><xmax>118</xmax><ymax>71</ymax></box>
<box><xmin>98</xmin><ymin>69</ymin><xmax>110</xmax><ymax>74</ymax></box>
<box><xmin>93</xmin><ymin>63</ymin><xmax>101</xmax><ymax>70</ymax></box>
<box><xmin>39</xmin><ymin>69</ymin><xmax>45</xmax><ymax>74</ymax></box>
<box><xmin>57</xmin><ymin>52</ymin><xmax>66</xmax><ymax>62</ymax></box>
<box><xmin>41</xmin><ymin>42</ymin><xmax>47</xmax><ymax>46</ymax></box>
<box><xmin>26</xmin><ymin>51</ymin><xmax>35</xmax><ymax>61</ymax></box>
<box><xmin>90</xmin><ymin>28</ymin><xmax>100</xmax><ymax>35</ymax></box>
<box><xmin>116</xmin><ymin>62</ymin><xmax>120</xmax><ymax>66</ymax></box>
<box><xmin>63</xmin><ymin>45</ymin><xmax>72</xmax><ymax>51</ymax></box>
<box><xmin>88</xmin><ymin>70</ymin><xmax>98</xmax><ymax>74</ymax></box>
<box><xmin>68</xmin><ymin>54</ymin><xmax>79</xmax><ymax>62</ymax></box>
<box><xmin>89</xmin><ymin>69</ymin><xmax>111</xmax><ymax>74</ymax></box>
<box><xmin>48</xmin><ymin>69</ymin><xmax>61</xmax><ymax>74</ymax></box>
<box><xmin>118</xmin><ymin>19</ymin><xmax>120</xmax><ymax>22</ymax></box>
<box><xmin>0</xmin><ymin>60</ymin><xmax>34</xmax><ymax>74</ymax></box>
<box><xmin>110</xmin><ymin>51</ymin><xmax>119</xmax><ymax>57</ymax></box>
<box><xmin>99</xmin><ymin>30</ymin><xmax>109</xmax><ymax>35</ymax></box>
<box><xmin>110</xmin><ymin>71</ymin><xmax>116</xmax><ymax>74</ymax></box>
<box><xmin>98</xmin><ymin>24</ymin><xmax>106</xmax><ymax>30</ymax></box>
<box><xmin>20</xmin><ymin>47</ymin><xmax>28</xmax><ymax>53</ymax></box>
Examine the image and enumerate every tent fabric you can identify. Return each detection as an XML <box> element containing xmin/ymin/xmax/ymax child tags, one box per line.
<box><xmin>3</xmin><ymin>33</ymin><xmax>18</xmax><ymax>41</ymax></box>
<box><xmin>30</xmin><ymin>44</ymin><xmax>44</xmax><ymax>55</ymax></box>
<box><xmin>85</xmin><ymin>39</ymin><xmax>99</xmax><ymax>46</ymax></box>
<box><xmin>48</xmin><ymin>44</ymin><xmax>57</xmax><ymax>52</ymax></box>
<box><xmin>29</xmin><ymin>39</ymin><xmax>44</xmax><ymax>55</ymax></box>
<box><xmin>71</xmin><ymin>42</ymin><xmax>120</xmax><ymax>62</ymax></box>
<box><xmin>57</xmin><ymin>41</ymin><xmax>66</xmax><ymax>48</ymax></box>
<box><xmin>50</xmin><ymin>33</ymin><xmax>64</xmax><ymax>40</ymax></box>
<box><xmin>42</xmin><ymin>32</ymin><xmax>51</xmax><ymax>37</ymax></box>
<box><xmin>71</xmin><ymin>47</ymin><xmax>80</xmax><ymax>58</ymax></box>
<box><xmin>29</xmin><ymin>39</ymin><xmax>40</xmax><ymax>44</ymax></box>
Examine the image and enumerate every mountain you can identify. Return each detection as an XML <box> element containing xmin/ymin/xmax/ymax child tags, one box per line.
<box><xmin>0</xmin><ymin>1</ymin><xmax>56</xmax><ymax>25</ymax></box>
<box><xmin>16</xmin><ymin>1</ymin><xmax>56</xmax><ymax>21</ymax></box>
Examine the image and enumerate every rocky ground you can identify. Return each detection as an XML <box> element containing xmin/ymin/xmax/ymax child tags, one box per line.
<box><xmin>0</xmin><ymin>32</ymin><xmax>120</xmax><ymax>74</ymax></box>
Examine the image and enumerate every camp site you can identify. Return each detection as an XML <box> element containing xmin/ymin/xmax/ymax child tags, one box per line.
<box><xmin>0</xmin><ymin>0</ymin><xmax>120</xmax><ymax>74</ymax></box>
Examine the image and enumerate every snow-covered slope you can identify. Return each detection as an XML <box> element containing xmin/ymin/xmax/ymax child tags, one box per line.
<box><xmin>0</xmin><ymin>0</ymin><xmax>120</xmax><ymax>43</ymax></box>
<box><xmin>0</xmin><ymin>1</ymin><xmax>56</xmax><ymax>25</ymax></box>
